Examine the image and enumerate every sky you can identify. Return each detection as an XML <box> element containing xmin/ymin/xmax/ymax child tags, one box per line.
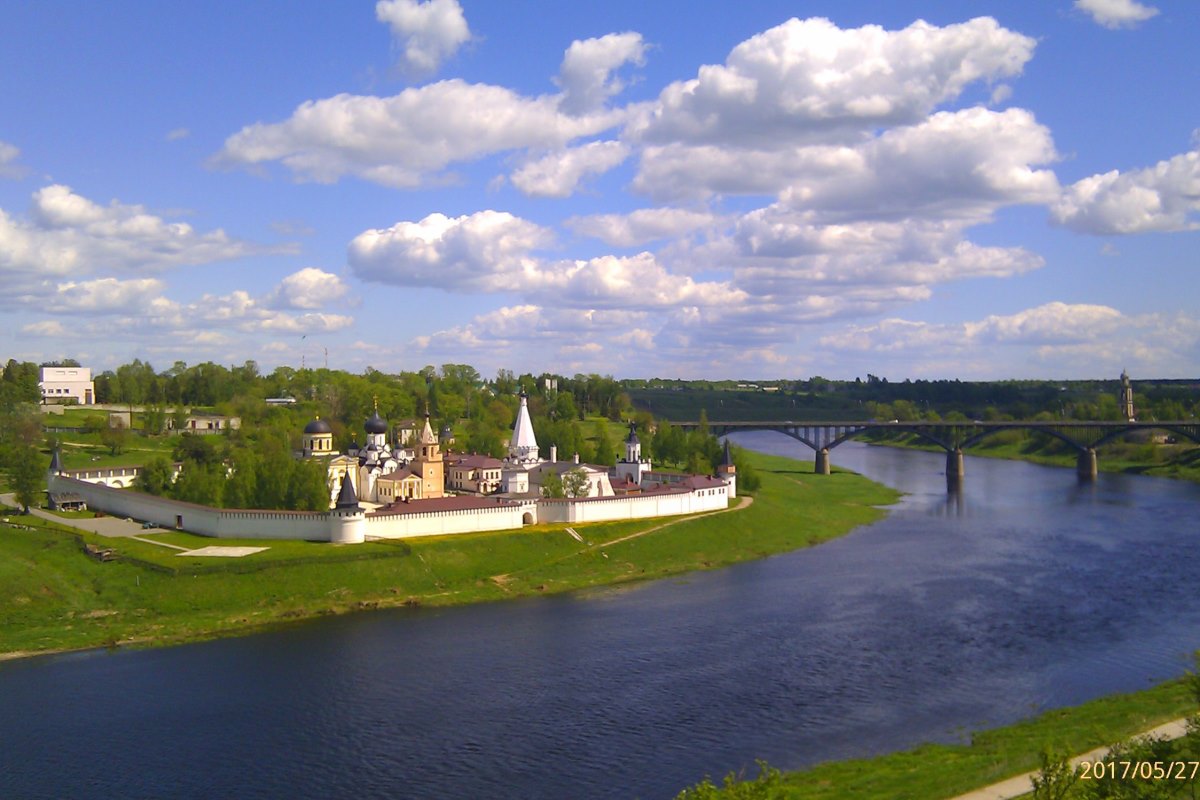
<box><xmin>1</xmin><ymin>0</ymin><xmax>1198</xmax><ymax>381</ymax></box>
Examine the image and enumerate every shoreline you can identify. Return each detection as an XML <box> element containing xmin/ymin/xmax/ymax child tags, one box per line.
<box><xmin>1</xmin><ymin>450</ymin><xmax>900</xmax><ymax>661</ymax></box>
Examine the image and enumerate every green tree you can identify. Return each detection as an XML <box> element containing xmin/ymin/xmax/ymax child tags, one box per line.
<box><xmin>563</xmin><ymin>467</ymin><xmax>590</xmax><ymax>497</ymax></box>
<box><xmin>135</xmin><ymin>456</ymin><xmax>175</xmax><ymax>496</ymax></box>
<box><xmin>593</xmin><ymin>422</ymin><xmax>616</xmax><ymax>466</ymax></box>
<box><xmin>7</xmin><ymin>442</ymin><xmax>46</xmax><ymax>513</ymax></box>
<box><xmin>171</xmin><ymin>462</ymin><xmax>225</xmax><ymax>506</ymax></box>
<box><xmin>286</xmin><ymin>459</ymin><xmax>332</xmax><ymax>511</ymax></box>
<box><xmin>541</xmin><ymin>471</ymin><xmax>565</xmax><ymax>498</ymax></box>
<box><xmin>99</xmin><ymin>423</ymin><xmax>128</xmax><ymax>456</ymax></box>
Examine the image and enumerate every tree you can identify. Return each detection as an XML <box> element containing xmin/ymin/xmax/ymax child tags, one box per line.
<box><xmin>8</xmin><ymin>442</ymin><xmax>45</xmax><ymax>513</ymax></box>
<box><xmin>541</xmin><ymin>471</ymin><xmax>565</xmax><ymax>498</ymax></box>
<box><xmin>135</xmin><ymin>456</ymin><xmax>175</xmax><ymax>496</ymax></box>
<box><xmin>562</xmin><ymin>467</ymin><xmax>590</xmax><ymax>498</ymax></box>
<box><xmin>99</xmin><ymin>423</ymin><xmax>128</xmax><ymax>456</ymax></box>
<box><xmin>286</xmin><ymin>459</ymin><xmax>332</xmax><ymax>511</ymax></box>
<box><xmin>593</xmin><ymin>422</ymin><xmax>616</xmax><ymax>466</ymax></box>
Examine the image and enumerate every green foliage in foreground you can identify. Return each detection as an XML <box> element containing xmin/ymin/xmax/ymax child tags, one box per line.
<box><xmin>0</xmin><ymin>450</ymin><xmax>898</xmax><ymax>657</ymax></box>
<box><xmin>674</xmin><ymin>676</ymin><xmax>1199</xmax><ymax>800</ymax></box>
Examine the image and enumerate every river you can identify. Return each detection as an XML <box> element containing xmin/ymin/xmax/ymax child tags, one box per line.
<box><xmin>2</xmin><ymin>436</ymin><xmax>1199</xmax><ymax>799</ymax></box>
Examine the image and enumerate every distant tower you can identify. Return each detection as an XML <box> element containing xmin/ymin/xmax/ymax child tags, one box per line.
<box><xmin>717</xmin><ymin>440</ymin><xmax>737</xmax><ymax>499</ymax></box>
<box><xmin>508</xmin><ymin>391</ymin><xmax>540</xmax><ymax>464</ymax></box>
<box><xmin>614</xmin><ymin>421</ymin><xmax>651</xmax><ymax>486</ymax></box>
<box><xmin>1119</xmin><ymin>369</ymin><xmax>1135</xmax><ymax>422</ymax></box>
<box><xmin>329</xmin><ymin>472</ymin><xmax>365</xmax><ymax>544</ymax></box>
<box><xmin>302</xmin><ymin>417</ymin><xmax>334</xmax><ymax>457</ymax></box>
<box><xmin>413</xmin><ymin>413</ymin><xmax>445</xmax><ymax>499</ymax></box>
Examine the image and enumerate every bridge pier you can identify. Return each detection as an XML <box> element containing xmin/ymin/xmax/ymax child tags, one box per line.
<box><xmin>814</xmin><ymin>448</ymin><xmax>831</xmax><ymax>475</ymax></box>
<box><xmin>1077</xmin><ymin>448</ymin><xmax>1098</xmax><ymax>480</ymax></box>
<box><xmin>946</xmin><ymin>448</ymin><xmax>965</xmax><ymax>492</ymax></box>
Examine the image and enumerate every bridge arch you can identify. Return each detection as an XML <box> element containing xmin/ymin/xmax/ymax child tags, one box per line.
<box><xmin>958</xmin><ymin>425</ymin><xmax>1088</xmax><ymax>454</ymax></box>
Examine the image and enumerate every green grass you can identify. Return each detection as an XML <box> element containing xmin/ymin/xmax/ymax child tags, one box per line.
<box><xmin>676</xmin><ymin>678</ymin><xmax>1197</xmax><ymax>799</ymax></box>
<box><xmin>0</xmin><ymin>450</ymin><xmax>899</xmax><ymax>658</ymax></box>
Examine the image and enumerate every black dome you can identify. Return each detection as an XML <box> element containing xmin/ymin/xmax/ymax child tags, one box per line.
<box><xmin>365</xmin><ymin>412</ymin><xmax>388</xmax><ymax>435</ymax></box>
<box><xmin>304</xmin><ymin>417</ymin><xmax>332</xmax><ymax>434</ymax></box>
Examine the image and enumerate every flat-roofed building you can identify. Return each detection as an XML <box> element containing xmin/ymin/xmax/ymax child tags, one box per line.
<box><xmin>39</xmin><ymin>366</ymin><xmax>94</xmax><ymax>405</ymax></box>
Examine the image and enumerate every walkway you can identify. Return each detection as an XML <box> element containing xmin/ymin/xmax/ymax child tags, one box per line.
<box><xmin>948</xmin><ymin>717</ymin><xmax>1192</xmax><ymax>800</ymax></box>
<box><xmin>1</xmin><ymin>493</ymin><xmax>152</xmax><ymax>537</ymax></box>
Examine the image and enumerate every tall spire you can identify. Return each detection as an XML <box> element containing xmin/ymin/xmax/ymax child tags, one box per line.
<box><xmin>509</xmin><ymin>390</ymin><xmax>539</xmax><ymax>463</ymax></box>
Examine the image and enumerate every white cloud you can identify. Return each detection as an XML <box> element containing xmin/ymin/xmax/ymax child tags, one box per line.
<box><xmin>567</xmin><ymin>207</ymin><xmax>720</xmax><ymax>247</ymax></box>
<box><xmin>376</xmin><ymin>0</ymin><xmax>471</xmax><ymax>76</ymax></box>
<box><xmin>557</xmin><ymin>32</ymin><xmax>647</xmax><ymax>115</ymax></box>
<box><xmin>510</xmin><ymin>141</ymin><xmax>630</xmax><ymax>198</ymax></box>
<box><xmin>0</xmin><ymin>141</ymin><xmax>25</xmax><ymax>179</ymax></box>
<box><xmin>0</xmin><ymin>185</ymin><xmax>267</xmax><ymax>284</ymax></box>
<box><xmin>1051</xmin><ymin>149</ymin><xmax>1200</xmax><ymax>234</ymax></box>
<box><xmin>1075</xmin><ymin>0</ymin><xmax>1159</xmax><ymax>29</ymax></box>
<box><xmin>267</xmin><ymin>267</ymin><xmax>349</xmax><ymax>309</ymax></box>
<box><xmin>629</xmin><ymin>16</ymin><xmax>1035</xmax><ymax>147</ymax></box>
<box><xmin>21</xmin><ymin>320</ymin><xmax>68</xmax><ymax>337</ymax></box>
<box><xmin>638</xmin><ymin>107</ymin><xmax>1059</xmax><ymax>207</ymax></box>
<box><xmin>817</xmin><ymin>302</ymin><xmax>1200</xmax><ymax>377</ymax></box>
<box><xmin>46</xmin><ymin>277</ymin><xmax>166</xmax><ymax>314</ymax></box>
<box><xmin>165</xmin><ymin>128</ymin><xmax>190</xmax><ymax>142</ymax></box>
<box><xmin>348</xmin><ymin>210</ymin><xmax>551</xmax><ymax>290</ymax></box>
<box><xmin>215</xmin><ymin>81</ymin><xmax>625</xmax><ymax>187</ymax></box>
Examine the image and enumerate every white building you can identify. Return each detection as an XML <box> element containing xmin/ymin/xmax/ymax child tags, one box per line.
<box><xmin>39</xmin><ymin>366</ymin><xmax>94</xmax><ymax>405</ymax></box>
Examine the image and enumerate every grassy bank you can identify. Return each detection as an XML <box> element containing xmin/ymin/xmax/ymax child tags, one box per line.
<box><xmin>677</xmin><ymin>676</ymin><xmax>1198</xmax><ymax>799</ymax></box>
<box><xmin>0</xmin><ymin>450</ymin><xmax>899</xmax><ymax>658</ymax></box>
<box><xmin>867</xmin><ymin>431</ymin><xmax>1200</xmax><ymax>484</ymax></box>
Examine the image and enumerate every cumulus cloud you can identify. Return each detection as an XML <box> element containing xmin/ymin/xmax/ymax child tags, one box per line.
<box><xmin>629</xmin><ymin>16</ymin><xmax>1035</xmax><ymax>147</ymax></box>
<box><xmin>21</xmin><ymin>320</ymin><xmax>68</xmax><ymax>337</ymax></box>
<box><xmin>376</xmin><ymin>0</ymin><xmax>471</xmax><ymax>76</ymax></box>
<box><xmin>1051</xmin><ymin>149</ymin><xmax>1200</xmax><ymax>234</ymax></box>
<box><xmin>817</xmin><ymin>302</ymin><xmax>1200</xmax><ymax>377</ymax></box>
<box><xmin>510</xmin><ymin>141</ymin><xmax>630</xmax><ymax>198</ymax></box>
<box><xmin>1075</xmin><ymin>0</ymin><xmax>1159</xmax><ymax>29</ymax></box>
<box><xmin>214</xmin><ymin>80</ymin><xmax>625</xmax><ymax>187</ymax></box>
<box><xmin>348</xmin><ymin>210</ymin><xmax>738</xmax><ymax>310</ymax></box>
<box><xmin>45</xmin><ymin>277</ymin><xmax>166</xmax><ymax>314</ymax></box>
<box><xmin>348</xmin><ymin>210</ymin><xmax>551</xmax><ymax>291</ymax></box>
<box><xmin>0</xmin><ymin>185</ymin><xmax>267</xmax><ymax>284</ymax></box>
<box><xmin>567</xmin><ymin>207</ymin><xmax>720</xmax><ymax>247</ymax></box>
<box><xmin>557</xmin><ymin>32</ymin><xmax>647</xmax><ymax>115</ymax></box>
<box><xmin>0</xmin><ymin>141</ymin><xmax>25</xmax><ymax>179</ymax></box>
<box><xmin>266</xmin><ymin>267</ymin><xmax>349</xmax><ymax>309</ymax></box>
<box><xmin>638</xmin><ymin>107</ymin><xmax>1059</xmax><ymax>206</ymax></box>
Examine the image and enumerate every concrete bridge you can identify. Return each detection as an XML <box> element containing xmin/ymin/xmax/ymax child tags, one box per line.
<box><xmin>677</xmin><ymin>420</ymin><xmax>1200</xmax><ymax>486</ymax></box>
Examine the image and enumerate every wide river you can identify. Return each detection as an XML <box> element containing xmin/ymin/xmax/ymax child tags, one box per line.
<box><xmin>3</xmin><ymin>436</ymin><xmax>1200</xmax><ymax>799</ymax></box>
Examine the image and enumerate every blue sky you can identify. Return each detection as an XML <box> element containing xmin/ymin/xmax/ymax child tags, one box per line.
<box><xmin>1</xmin><ymin>0</ymin><xmax>1197</xmax><ymax>380</ymax></box>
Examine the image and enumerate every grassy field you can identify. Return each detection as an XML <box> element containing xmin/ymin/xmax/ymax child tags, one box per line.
<box><xmin>676</xmin><ymin>676</ymin><xmax>1197</xmax><ymax>799</ymax></box>
<box><xmin>0</xmin><ymin>450</ymin><xmax>899</xmax><ymax>658</ymax></box>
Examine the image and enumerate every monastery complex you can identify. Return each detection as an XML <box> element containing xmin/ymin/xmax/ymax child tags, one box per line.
<box><xmin>46</xmin><ymin>393</ymin><xmax>737</xmax><ymax>543</ymax></box>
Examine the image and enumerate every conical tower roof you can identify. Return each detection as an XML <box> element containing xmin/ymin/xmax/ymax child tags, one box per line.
<box><xmin>509</xmin><ymin>391</ymin><xmax>539</xmax><ymax>463</ymax></box>
<box><xmin>335</xmin><ymin>472</ymin><xmax>359</xmax><ymax>510</ymax></box>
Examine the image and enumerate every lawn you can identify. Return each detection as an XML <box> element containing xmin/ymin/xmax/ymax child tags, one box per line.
<box><xmin>0</xmin><ymin>449</ymin><xmax>899</xmax><ymax>657</ymax></box>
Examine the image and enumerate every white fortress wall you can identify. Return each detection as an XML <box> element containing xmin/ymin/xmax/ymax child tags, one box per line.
<box><xmin>365</xmin><ymin>503</ymin><xmax>529</xmax><ymax>539</ymax></box>
<box><xmin>47</xmin><ymin>475</ymin><xmax>333</xmax><ymax>541</ymax></box>
<box><xmin>538</xmin><ymin>484</ymin><xmax>729</xmax><ymax>524</ymax></box>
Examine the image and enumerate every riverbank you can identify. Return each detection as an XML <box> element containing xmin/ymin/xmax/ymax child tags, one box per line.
<box><xmin>0</xmin><ymin>450</ymin><xmax>900</xmax><ymax>659</ymax></box>
<box><xmin>865</xmin><ymin>432</ymin><xmax>1200</xmax><ymax>483</ymax></box>
<box><xmin>675</xmin><ymin>672</ymin><xmax>1198</xmax><ymax>799</ymax></box>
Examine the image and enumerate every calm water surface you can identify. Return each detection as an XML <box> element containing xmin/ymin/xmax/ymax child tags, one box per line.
<box><xmin>2</xmin><ymin>435</ymin><xmax>1199</xmax><ymax>799</ymax></box>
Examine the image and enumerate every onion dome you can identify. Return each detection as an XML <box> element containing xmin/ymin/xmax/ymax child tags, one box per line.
<box><xmin>365</xmin><ymin>410</ymin><xmax>388</xmax><ymax>435</ymax></box>
<box><xmin>304</xmin><ymin>416</ymin><xmax>333</xmax><ymax>434</ymax></box>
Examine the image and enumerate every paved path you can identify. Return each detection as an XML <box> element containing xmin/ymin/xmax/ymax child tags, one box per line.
<box><xmin>1</xmin><ymin>493</ymin><xmax>153</xmax><ymax>537</ymax></box>
<box><xmin>948</xmin><ymin>717</ymin><xmax>1191</xmax><ymax>800</ymax></box>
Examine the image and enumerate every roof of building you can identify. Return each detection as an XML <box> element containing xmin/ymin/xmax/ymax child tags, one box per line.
<box><xmin>370</xmin><ymin>495</ymin><xmax>519</xmax><ymax>517</ymax></box>
<box><xmin>365</xmin><ymin>410</ymin><xmax>388</xmax><ymax>435</ymax></box>
<box><xmin>510</xmin><ymin>391</ymin><xmax>538</xmax><ymax>456</ymax></box>
<box><xmin>378</xmin><ymin>467</ymin><xmax>417</xmax><ymax>481</ymax></box>
<box><xmin>335</xmin><ymin>472</ymin><xmax>359</xmax><ymax>510</ymax></box>
<box><xmin>447</xmin><ymin>453</ymin><xmax>504</xmax><ymax>470</ymax></box>
<box><xmin>419</xmin><ymin>414</ymin><xmax>438</xmax><ymax>445</ymax></box>
<box><xmin>721</xmin><ymin>439</ymin><xmax>734</xmax><ymax>467</ymax></box>
<box><xmin>304</xmin><ymin>417</ymin><xmax>333</xmax><ymax>435</ymax></box>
